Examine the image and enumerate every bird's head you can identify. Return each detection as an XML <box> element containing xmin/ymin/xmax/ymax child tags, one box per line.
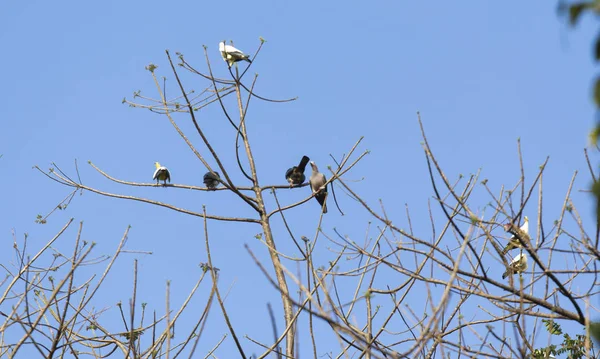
<box><xmin>219</xmin><ymin>41</ymin><xmax>225</xmax><ymax>50</ymax></box>
<box><xmin>154</xmin><ymin>162</ymin><xmax>161</xmax><ymax>169</ymax></box>
<box><xmin>310</xmin><ymin>161</ymin><xmax>319</xmax><ymax>171</ymax></box>
<box><xmin>524</xmin><ymin>216</ymin><xmax>529</xmax><ymax>223</ymax></box>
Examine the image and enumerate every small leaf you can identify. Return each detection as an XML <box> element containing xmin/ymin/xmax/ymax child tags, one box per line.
<box><xmin>542</xmin><ymin>319</ymin><xmax>563</xmax><ymax>335</ymax></box>
<box><xmin>594</xmin><ymin>77</ymin><xmax>600</xmax><ymax>107</ymax></box>
<box><xmin>589</xmin><ymin>125</ymin><xmax>600</xmax><ymax>146</ymax></box>
<box><xmin>591</xmin><ymin>321</ymin><xmax>600</xmax><ymax>345</ymax></box>
<box><xmin>595</xmin><ymin>33</ymin><xmax>600</xmax><ymax>61</ymax></box>
<box><xmin>569</xmin><ymin>2</ymin><xmax>592</xmax><ymax>25</ymax></box>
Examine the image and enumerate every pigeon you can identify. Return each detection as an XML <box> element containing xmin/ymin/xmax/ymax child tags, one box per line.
<box><xmin>219</xmin><ymin>41</ymin><xmax>252</xmax><ymax>68</ymax></box>
<box><xmin>502</xmin><ymin>216</ymin><xmax>529</xmax><ymax>255</ymax></box>
<box><xmin>203</xmin><ymin>171</ymin><xmax>221</xmax><ymax>190</ymax></box>
<box><xmin>502</xmin><ymin>253</ymin><xmax>528</xmax><ymax>279</ymax></box>
<box><xmin>153</xmin><ymin>162</ymin><xmax>171</xmax><ymax>185</ymax></box>
<box><xmin>285</xmin><ymin>156</ymin><xmax>310</xmax><ymax>186</ymax></box>
<box><xmin>309</xmin><ymin>161</ymin><xmax>328</xmax><ymax>213</ymax></box>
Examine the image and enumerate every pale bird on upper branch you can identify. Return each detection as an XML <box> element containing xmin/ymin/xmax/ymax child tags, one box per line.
<box><xmin>219</xmin><ymin>41</ymin><xmax>252</xmax><ymax>68</ymax></box>
<box><xmin>153</xmin><ymin>162</ymin><xmax>171</xmax><ymax>185</ymax></box>
<box><xmin>502</xmin><ymin>216</ymin><xmax>529</xmax><ymax>255</ymax></box>
<box><xmin>502</xmin><ymin>252</ymin><xmax>528</xmax><ymax>279</ymax></box>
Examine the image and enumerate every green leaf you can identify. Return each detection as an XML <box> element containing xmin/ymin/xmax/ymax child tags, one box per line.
<box><xmin>570</xmin><ymin>2</ymin><xmax>593</xmax><ymax>25</ymax></box>
<box><xmin>594</xmin><ymin>77</ymin><xmax>600</xmax><ymax>107</ymax></box>
<box><xmin>589</xmin><ymin>124</ymin><xmax>600</xmax><ymax>146</ymax></box>
<box><xmin>542</xmin><ymin>319</ymin><xmax>563</xmax><ymax>335</ymax></box>
<box><xmin>595</xmin><ymin>33</ymin><xmax>600</xmax><ymax>61</ymax></box>
<box><xmin>591</xmin><ymin>321</ymin><xmax>600</xmax><ymax>345</ymax></box>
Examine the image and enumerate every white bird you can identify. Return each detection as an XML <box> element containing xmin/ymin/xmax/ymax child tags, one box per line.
<box><xmin>502</xmin><ymin>253</ymin><xmax>528</xmax><ymax>279</ymax></box>
<box><xmin>153</xmin><ymin>162</ymin><xmax>171</xmax><ymax>185</ymax></box>
<box><xmin>219</xmin><ymin>41</ymin><xmax>252</xmax><ymax>68</ymax></box>
<box><xmin>502</xmin><ymin>216</ymin><xmax>530</xmax><ymax>254</ymax></box>
<box><xmin>309</xmin><ymin>161</ymin><xmax>328</xmax><ymax>214</ymax></box>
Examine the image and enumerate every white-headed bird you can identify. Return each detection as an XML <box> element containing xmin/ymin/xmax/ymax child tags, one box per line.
<box><xmin>309</xmin><ymin>161</ymin><xmax>328</xmax><ymax>214</ymax></box>
<box><xmin>203</xmin><ymin>171</ymin><xmax>221</xmax><ymax>190</ymax></box>
<box><xmin>285</xmin><ymin>156</ymin><xmax>310</xmax><ymax>186</ymax></box>
<box><xmin>502</xmin><ymin>216</ymin><xmax>529</xmax><ymax>255</ymax></box>
<box><xmin>153</xmin><ymin>162</ymin><xmax>171</xmax><ymax>185</ymax></box>
<box><xmin>502</xmin><ymin>253</ymin><xmax>528</xmax><ymax>279</ymax></box>
<box><xmin>219</xmin><ymin>41</ymin><xmax>252</xmax><ymax>68</ymax></box>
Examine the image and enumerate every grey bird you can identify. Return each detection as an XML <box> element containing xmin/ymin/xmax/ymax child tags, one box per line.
<box><xmin>203</xmin><ymin>171</ymin><xmax>221</xmax><ymax>190</ymax></box>
<box><xmin>309</xmin><ymin>161</ymin><xmax>328</xmax><ymax>213</ymax></box>
<box><xmin>285</xmin><ymin>156</ymin><xmax>310</xmax><ymax>186</ymax></box>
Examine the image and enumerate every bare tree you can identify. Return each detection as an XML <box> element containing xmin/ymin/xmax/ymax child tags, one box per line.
<box><xmin>2</xmin><ymin>40</ymin><xmax>598</xmax><ymax>358</ymax></box>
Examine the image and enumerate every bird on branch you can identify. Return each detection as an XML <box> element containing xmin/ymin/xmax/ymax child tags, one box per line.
<box><xmin>502</xmin><ymin>216</ymin><xmax>529</xmax><ymax>255</ymax></box>
<box><xmin>502</xmin><ymin>252</ymin><xmax>528</xmax><ymax>279</ymax></box>
<box><xmin>219</xmin><ymin>41</ymin><xmax>252</xmax><ymax>68</ymax></box>
<box><xmin>203</xmin><ymin>171</ymin><xmax>221</xmax><ymax>190</ymax></box>
<box><xmin>285</xmin><ymin>156</ymin><xmax>310</xmax><ymax>186</ymax></box>
<box><xmin>309</xmin><ymin>161</ymin><xmax>328</xmax><ymax>214</ymax></box>
<box><xmin>153</xmin><ymin>162</ymin><xmax>171</xmax><ymax>186</ymax></box>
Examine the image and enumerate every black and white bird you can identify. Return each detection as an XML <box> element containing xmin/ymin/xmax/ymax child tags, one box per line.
<box><xmin>285</xmin><ymin>156</ymin><xmax>310</xmax><ymax>186</ymax></box>
<box><xmin>219</xmin><ymin>41</ymin><xmax>252</xmax><ymax>68</ymax></box>
<box><xmin>502</xmin><ymin>216</ymin><xmax>529</xmax><ymax>255</ymax></box>
<box><xmin>153</xmin><ymin>162</ymin><xmax>171</xmax><ymax>185</ymax></box>
<box><xmin>502</xmin><ymin>253</ymin><xmax>528</xmax><ymax>279</ymax></box>
<box><xmin>203</xmin><ymin>171</ymin><xmax>221</xmax><ymax>190</ymax></box>
<box><xmin>309</xmin><ymin>161</ymin><xmax>328</xmax><ymax>214</ymax></box>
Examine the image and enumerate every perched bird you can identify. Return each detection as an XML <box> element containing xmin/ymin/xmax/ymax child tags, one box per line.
<box><xmin>502</xmin><ymin>253</ymin><xmax>528</xmax><ymax>279</ymax></box>
<box><xmin>285</xmin><ymin>156</ymin><xmax>310</xmax><ymax>186</ymax></box>
<box><xmin>219</xmin><ymin>41</ymin><xmax>252</xmax><ymax>68</ymax></box>
<box><xmin>153</xmin><ymin>162</ymin><xmax>171</xmax><ymax>185</ymax></box>
<box><xmin>502</xmin><ymin>216</ymin><xmax>529</xmax><ymax>255</ymax></box>
<box><xmin>309</xmin><ymin>161</ymin><xmax>328</xmax><ymax>214</ymax></box>
<box><xmin>203</xmin><ymin>171</ymin><xmax>221</xmax><ymax>190</ymax></box>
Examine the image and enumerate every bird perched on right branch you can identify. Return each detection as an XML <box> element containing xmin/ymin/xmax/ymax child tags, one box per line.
<box><xmin>219</xmin><ymin>41</ymin><xmax>252</xmax><ymax>68</ymax></box>
<box><xmin>309</xmin><ymin>161</ymin><xmax>328</xmax><ymax>214</ymax></box>
<box><xmin>285</xmin><ymin>156</ymin><xmax>310</xmax><ymax>186</ymax></box>
<box><xmin>502</xmin><ymin>253</ymin><xmax>528</xmax><ymax>279</ymax></box>
<box><xmin>203</xmin><ymin>171</ymin><xmax>221</xmax><ymax>190</ymax></box>
<box><xmin>502</xmin><ymin>216</ymin><xmax>529</xmax><ymax>255</ymax></box>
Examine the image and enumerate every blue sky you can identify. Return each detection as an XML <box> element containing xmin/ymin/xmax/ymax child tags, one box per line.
<box><xmin>1</xmin><ymin>0</ymin><xmax>598</xmax><ymax>357</ymax></box>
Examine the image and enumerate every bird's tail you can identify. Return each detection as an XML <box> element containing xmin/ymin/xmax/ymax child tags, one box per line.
<box><xmin>322</xmin><ymin>203</ymin><xmax>328</xmax><ymax>214</ymax></box>
<box><xmin>244</xmin><ymin>56</ymin><xmax>252</xmax><ymax>63</ymax></box>
<box><xmin>298</xmin><ymin>155</ymin><xmax>310</xmax><ymax>171</ymax></box>
<box><xmin>502</xmin><ymin>271</ymin><xmax>508</xmax><ymax>279</ymax></box>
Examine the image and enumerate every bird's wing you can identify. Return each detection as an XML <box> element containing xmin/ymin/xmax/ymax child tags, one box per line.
<box><xmin>224</xmin><ymin>45</ymin><xmax>246</xmax><ymax>56</ymax></box>
<box><xmin>510</xmin><ymin>255</ymin><xmax>520</xmax><ymax>265</ymax></box>
<box><xmin>309</xmin><ymin>176</ymin><xmax>317</xmax><ymax>192</ymax></box>
<box><xmin>153</xmin><ymin>168</ymin><xmax>160</xmax><ymax>180</ymax></box>
<box><xmin>317</xmin><ymin>173</ymin><xmax>327</xmax><ymax>188</ymax></box>
<box><xmin>285</xmin><ymin>167</ymin><xmax>294</xmax><ymax>179</ymax></box>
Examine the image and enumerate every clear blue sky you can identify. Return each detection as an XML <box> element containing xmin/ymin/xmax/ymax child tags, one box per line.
<box><xmin>1</xmin><ymin>0</ymin><xmax>598</xmax><ymax>357</ymax></box>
